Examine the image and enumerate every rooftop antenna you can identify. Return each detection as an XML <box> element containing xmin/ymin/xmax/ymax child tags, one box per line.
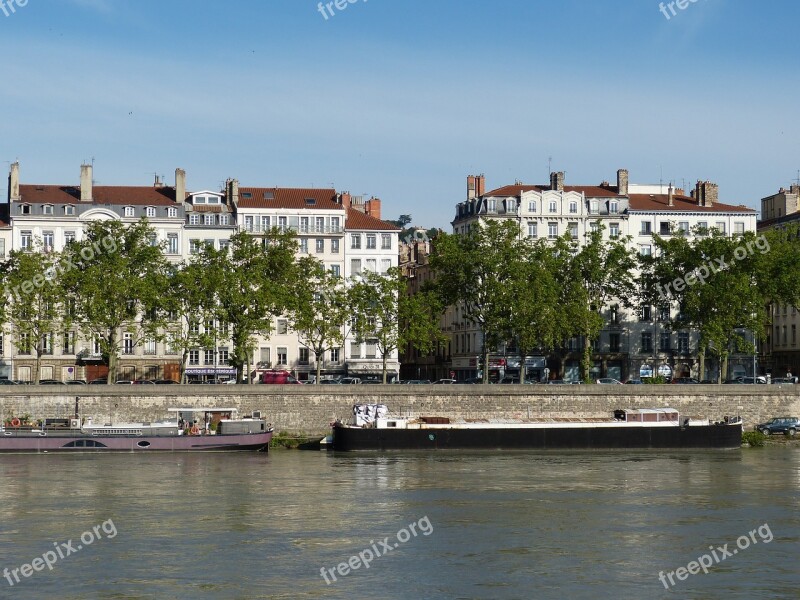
<box><xmin>793</xmin><ymin>170</ymin><xmax>800</xmax><ymax>187</ymax></box>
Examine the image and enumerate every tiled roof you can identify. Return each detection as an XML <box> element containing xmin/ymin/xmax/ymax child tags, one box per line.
<box><xmin>346</xmin><ymin>207</ymin><xmax>400</xmax><ymax>231</ymax></box>
<box><xmin>18</xmin><ymin>185</ymin><xmax>178</xmax><ymax>206</ymax></box>
<box><xmin>237</xmin><ymin>187</ymin><xmax>341</xmax><ymax>210</ymax></box>
<box><xmin>484</xmin><ymin>184</ymin><xmax>622</xmax><ymax>198</ymax></box>
<box><xmin>628</xmin><ymin>194</ymin><xmax>756</xmax><ymax>213</ymax></box>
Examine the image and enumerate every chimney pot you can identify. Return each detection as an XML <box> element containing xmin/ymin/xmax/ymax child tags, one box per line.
<box><xmin>668</xmin><ymin>184</ymin><xmax>674</xmax><ymax>207</ymax></box>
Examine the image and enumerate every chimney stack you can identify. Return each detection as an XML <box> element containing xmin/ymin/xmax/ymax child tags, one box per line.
<box><xmin>340</xmin><ymin>191</ymin><xmax>351</xmax><ymax>210</ymax></box>
<box><xmin>80</xmin><ymin>164</ymin><xmax>93</xmax><ymax>202</ymax></box>
<box><xmin>668</xmin><ymin>184</ymin><xmax>674</xmax><ymax>207</ymax></box>
<box><xmin>790</xmin><ymin>184</ymin><xmax>800</xmax><ymax>197</ymax></box>
<box><xmin>226</xmin><ymin>178</ymin><xmax>239</xmax><ymax>206</ymax></box>
<box><xmin>175</xmin><ymin>168</ymin><xmax>186</xmax><ymax>205</ymax></box>
<box><xmin>550</xmin><ymin>171</ymin><xmax>564</xmax><ymax>191</ymax></box>
<box><xmin>8</xmin><ymin>161</ymin><xmax>20</xmax><ymax>202</ymax></box>
<box><xmin>467</xmin><ymin>175</ymin><xmax>476</xmax><ymax>200</ymax></box>
<box><xmin>695</xmin><ymin>181</ymin><xmax>718</xmax><ymax>207</ymax></box>
<box><xmin>617</xmin><ymin>169</ymin><xmax>629</xmax><ymax>196</ymax></box>
<box><xmin>476</xmin><ymin>174</ymin><xmax>485</xmax><ymax>197</ymax></box>
<box><xmin>365</xmin><ymin>198</ymin><xmax>382</xmax><ymax>220</ymax></box>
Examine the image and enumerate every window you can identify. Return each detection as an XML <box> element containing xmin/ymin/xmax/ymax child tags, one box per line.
<box><xmin>148</xmin><ymin>234</ymin><xmax>158</xmax><ymax>247</ymax></box>
<box><xmin>381</xmin><ymin>259</ymin><xmax>392</xmax><ymax>273</ymax></box>
<box><xmin>677</xmin><ymin>221</ymin><xmax>689</xmax><ymax>235</ymax></box>
<box><xmin>64</xmin><ymin>231</ymin><xmax>76</xmax><ymax>246</ymax></box>
<box><xmin>278</xmin><ymin>216</ymin><xmax>287</xmax><ymax>231</ymax></box>
<box><xmin>189</xmin><ymin>350</ymin><xmax>200</xmax><ymax>365</ymax></box>
<box><xmin>697</xmin><ymin>221</ymin><xmax>708</xmax><ymax>234</ymax></box>
<box><xmin>793</xmin><ymin>325</ymin><xmax>797</xmax><ymax>346</ymax></box>
<box><xmin>316</xmin><ymin>239</ymin><xmax>324</xmax><ymax>253</ymax></box>
<box><xmin>366</xmin><ymin>340</ymin><xmax>377</xmax><ymax>359</ymax></box>
<box><xmin>42</xmin><ymin>231</ymin><xmax>54</xmax><ymax>251</ymax></box>
<box><xmin>548</xmin><ymin>223</ymin><xmax>558</xmax><ymax>239</ymax></box>
<box><xmin>350</xmin><ymin>341</ymin><xmax>361</xmax><ymax>359</ymax></box>
<box><xmin>609</xmin><ymin>223</ymin><xmax>619</xmax><ymax>238</ymax></box>
<box><xmin>63</xmin><ymin>332</ymin><xmax>75</xmax><ymax>355</ymax></box>
<box><xmin>783</xmin><ymin>326</ymin><xmax>787</xmax><ymax>346</ymax></box>
<box><xmin>189</xmin><ymin>214</ymin><xmax>200</xmax><ymax>226</ymax></box>
<box><xmin>366</xmin><ymin>234</ymin><xmax>376</xmax><ymax>249</ymax></box>
<box><xmin>527</xmin><ymin>222</ymin><xmax>538</xmax><ymax>238</ymax></box>
<box><xmin>640</xmin><ymin>306</ymin><xmax>652</xmax><ymax>321</ymax></box>
<box><xmin>609</xmin><ymin>201</ymin><xmax>618</xmax><ymax>214</ymax></box>
<box><xmin>64</xmin><ymin>205</ymin><xmax>75</xmax><ymax>216</ymax></box>
<box><xmin>641</xmin><ymin>332</ymin><xmax>653</xmax><ymax>353</ymax></box>
<box><xmin>315</xmin><ymin>217</ymin><xmax>325</xmax><ymax>233</ymax></box>
<box><xmin>549</xmin><ymin>200</ymin><xmax>557</xmax><ymax>213</ymax></box>
<box><xmin>277</xmin><ymin>319</ymin><xmax>288</xmax><ymax>335</ymax></box>
<box><xmin>21</xmin><ymin>231</ymin><xmax>32</xmax><ymax>250</ymax></box>
<box><xmin>146</xmin><ymin>207</ymin><xmax>156</xmax><ymax>218</ymax></box>
<box><xmin>351</xmin><ymin>259</ymin><xmax>362</xmax><ymax>275</ymax></box>
<box><xmin>331</xmin><ymin>239</ymin><xmax>340</xmax><ymax>254</ymax></box>
<box><xmin>300</xmin><ymin>217</ymin><xmax>309</xmax><ymax>233</ymax></box>
<box><xmin>277</xmin><ymin>347</ymin><xmax>287</xmax><ymax>365</ymax></box>
<box><xmin>145</xmin><ymin>338</ymin><xmax>156</xmax><ymax>355</ymax></box>
<box><xmin>123</xmin><ymin>333</ymin><xmax>134</xmax><ymax>355</ymax></box>
<box><xmin>168</xmin><ymin>207</ymin><xmax>177</xmax><ymax>218</ymax></box>
<box><xmin>640</xmin><ymin>245</ymin><xmax>652</xmax><ymax>256</ymax></box>
<box><xmin>677</xmin><ymin>332</ymin><xmax>690</xmax><ymax>353</ymax></box>
<box><xmin>528</xmin><ymin>200</ymin><xmax>537</xmax><ymax>212</ymax></box>
<box><xmin>219</xmin><ymin>214</ymin><xmax>229</xmax><ymax>226</ymax></box>
<box><xmin>641</xmin><ymin>222</ymin><xmax>652</xmax><ymax>235</ymax></box>
<box><xmin>331</xmin><ymin>216</ymin><xmax>340</xmax><ymax>232</ymax></box>
<box><xmin>569</xmin><ymin>201</ymin><xmax>578</xmax><ymax>214</ymax></box>
<box><xmin>568</xmin><ymin>222</ymin><xmax>578</xmax><ymax>240</ymax></box>
<box><xmin>189</xmin><ymin>239</ymin><xmax>201</xmax><ymax>254</ymax></box>
<box><xmin>167</xmin><ymin>234</ymin><xmax>179</xmax><ymax>255</ymax></box>
<box><xmin>244</xmin><ymin>216</ymin><xmax>254</xmax><ymax>232</ymax></box>
<box><xmin>219</xmin><ymin>239</ymin><xmax>229</xmax><ymax>251</ymax></box>
<box><xmin>261</xmin><ymin>216</ymin><xmax>271</xmax><ymax>231</ymax></box>
<box><xmin>659</xmin><ymin>306</ymin><xmax>670</xmax><ymax>322</ymax></box>
<box><xmin>590</xmin><ymin>222</ymin><xmax>599</xmax><ymax>233</ymax></box>
<box><xmin>660</xmin><ymin>222</ymin><xmax>671</xmax><ymax>235</ymax></box>
<box><xmin>351</xmin><ymin>234</ymin><xmax>361</xmax><ymax>249</ymax></box>
<box><xmin>609</xmin><ymin>333</ymin><xmax>620</xmax><ymax>353</ymax></box>
<box><xmin>40</xmin><ymin>334</ymin><xmax>53</xmax><ymax>355</ymax></box>
<box><xmin>330</xmin><ymin>265</ymin><xmax>341</xmax><ymax>277</ymax></box>
<box><xmin>18</xmin><ymin>333</ymin><xmax>31</xmax><ymax>354</ymax></box>
<box><xmin>660</xmin><ymin>332</ymin><xmax>671</xmax><ymax>351</ymax></box>
<box><xmin>259</xmin><ymin>347</ymin><xmax>270</xmax><ymax>365</ymax></box>
<box><xmin>381</xmin><ymin>234</ymin><xmax>392</xmax><ymax>250</ymax></box>
<box><xmin>330</xmin><ymin>348</ymin><xmax>340</xmax><ymax>363</ymax></box>
<box><xmin>299</xmin><ymin>238</ymin><xmax>308</xmax><ymax>254</ymax></box>
<box><xmin>715</xmin><ymin>222</ymin><xmax>726</xmax><ymax>234</ymax></box>
<box><xmin>204</xmin><ymin>214</ymin><xmax>214</xmax><ymax>225</ymax></box>
<box><xmin>204</xmin><ymin>349</ymin><xmax>215</xmax><ymax>365</ymax></box>
<box><xmin>590</xmin><ymin>200</ymin><xmax>599</xmax><ymax>214</ymax></box>
<box><xmin>299</xmin><ymin>348</ymin><xmax>310</xmax><ymax>365</ymax></box>
<box><xmin>734</xmin><ymin>222</ymin><xmax>745</xmax><ymax>235</ymax></box>
<box><xmin>125</xmin><ymin>206</ymin><xmax>135</xmax><ymax>217</ymax></box>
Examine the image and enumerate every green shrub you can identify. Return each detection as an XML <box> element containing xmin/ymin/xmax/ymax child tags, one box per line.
<box><xmin>742</xmin><ymin>431</ymin><xmax>766</xmax><ymax>447</ymax></box>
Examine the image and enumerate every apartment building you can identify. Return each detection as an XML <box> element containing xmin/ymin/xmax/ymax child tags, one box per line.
<box><xmin>431</xmin><ymin>169</ymin><xmax>758</xmax><ymax>382</ymax></box>
<box><xmin>1</xmin><ymin>162</ymin><xmax>399</xmax><ymax>383</ymax></box>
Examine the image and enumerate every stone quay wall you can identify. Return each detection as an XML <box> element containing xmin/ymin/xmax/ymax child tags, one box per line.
<box><xmin>0</xmin><ymin>385</ymin><xmax>798</xmax><ymax>435</ymax></box>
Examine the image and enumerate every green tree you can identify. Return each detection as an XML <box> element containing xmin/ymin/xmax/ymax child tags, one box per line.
<box><xmin>2</xmin><ymin>245</ymin><xmax>66</xmax><ymax>382</ymax></box>
<box><xmin>289</xmin><ymin>260</ymin><xmax>352</xmax><ymax>384</ymax></box>
<box><xmin>61</xmin><ymin>219</ymin><xmax>170</xmax><ymax>383</ymax></box>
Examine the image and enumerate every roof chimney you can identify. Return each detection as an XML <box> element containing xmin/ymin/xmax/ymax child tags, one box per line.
<box><xmin>8</xmin><ymin>161</ymin><xmax>20</xmax><ymax>202</ymax></box>
<box><xmin>550</xmin><ymin>171</ymin><xmax>564</xmax><ymax>192</ymax></box>
<box><xmin>695</xmin><ymin>181</ymin><xmax>717</xmax><ymax>207</ymax></box>
<box><xmin>467</xmin><ymin>175</ymin><xmax>476</xmax><ymax>200</ymax></box>
<box><xmin>476</xmin><ymin>174</ymin><xmax>485</xmax><ymax>197</ymax></box>
<box><xmin>175</xmin><ymin>168</ymin><xmax>186</xmax><ymax>205</ymax></box>
<box><xmin>80</xmin><ymin>164</ymin><xmax>93</xmax><ymax>202</ymax></box>
<box><xmin>668</xmin><ymin>184</ymin><xmax>674</xmax><ymax>207</ymax></box>
<box><xmin>790</xmin><ymin>184</ymin><xmax>800</xmax><ymax>197</ymax></box>
<box><xmin>340</xmin><ymin>191</ymin><xmax>351</xmax><ymax>210</ymax></box>
<box><xmin>365</xmin><ymin>198</ymin><xmax>382</xmax><ymax>220</ymax></box>
<box><xmin>617</xmin><ymin>169</ymin><xmax>629</xmax><ymax>196</ymax></box>
<box><xmin>226</xmin><ymin>178</ymin><xmax>239</xmax><ymax>206</ymax></box>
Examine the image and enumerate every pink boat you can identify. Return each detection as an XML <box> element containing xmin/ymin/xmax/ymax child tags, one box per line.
<box><xmin>0</xmin><ymin>408</ymin><xmax>273</xmax><ymax>452</ymax></box>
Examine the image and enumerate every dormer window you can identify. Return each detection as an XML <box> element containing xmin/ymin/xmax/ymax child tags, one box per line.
<box><xmin>20</xmin><ymin>204</ymin><xmax>31</xmax><ymax>215</ymax></box>
<box><xmin>305</xmin><ymin>198</ymin><xmax>316</xmax><ymax>205</ymax></box>
<box><xmin>64</xmin><ymin>205</ymin><xmax>75</xmax><ymax>216</ymax></box>
<box><xmin>194</xmin><ymin>196</ymin><xmax>206</xmax><ymax>204</ymax></box>
<box><xmin>609</xmin><ymin>201</ymin><xmax>619</xmax><ymax>214</ymax></box>
<box><xmin>263</xmin><ymin>191</ymin><xmax>274</xmax><ymax>200</ymax></box>
<box><xmin>549</xmin><ymin>200</ymin><xmax>558</xmax><ymax>213</ymax></box>
<box><xmin>204</xmin><ymin>214</ymin><xmax>214</xmax><ymax>225</ymax></box>
<box><xmin>167</xmin><ymin>207</ymin><xmax>177</xmax><ymax>218</ymax></box>
<box><xmin>43</xmin><ymin>204</ymin><xmax>54</xmax><ymax>215</ymax></box>
<box><xmin>569</xmin><ymin>201</ymin><xmax>578</xmax><ymax>214</ymax></box>
<box><xmin>189</xmin><ymin>214</ymin><xmax>200</xmax><ymax>226</ymax></box>
<box><xmin>242</xmin><ymin>192</ymin><xmax>253</xmax><ymax>199</ymax></box>
<box><xmin>145</xmin><ymin>207</ymin><xmax>156</xmax><ymax>218</ymax></box>
<box><xmin>124</xmin><ymin>206</ymin><xmax>135</xmax><ymax>217</ymax></box>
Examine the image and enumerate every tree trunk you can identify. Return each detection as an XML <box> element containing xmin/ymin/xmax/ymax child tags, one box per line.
<box><xmin>582</xmin><ymin>337</ymin><xmax>592</xmax><ymax>383</ymax></box>
<box><xmin>382</xmin><ymin>353</ymin><xmax>388</xmax><ymax>384</ymax></box>
<box><xmin>34</xmin><ymin>350</ymin><xmax>41</xmax><ymax>384</ymax></box>
<box><xmin>698</xmin><ymin>345</ymin><xmax>706</xmax><ymax>383</ymax></box>
<box><xmin>107</xmin><ymin>331</ymin><xmax>118</xmax><ymax>383</ymax></box>
<box><xmin>721</xmin><ymin>353</ymin><xmax>729</xmax><ymax>383</ymax></box>
<box><xmin>315</xmin><ymin>348</ymin><xmax>323</xmax><ymax>384</ymax></box>
<box><xmin>180</xmin><ymin>349</ymin><xmax>189</xmax><ymax>384</ymax></box>
<box><xmin>482</xmin><ymin>347</ymin><xmax>490</xmax><ymax>384</ymax></box>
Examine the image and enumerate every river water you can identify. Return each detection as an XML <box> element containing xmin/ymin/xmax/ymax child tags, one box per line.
<box><xmin>0</xmin><ymin>448</ymin><xmax>798</xmax><ymax>600</ymax></box>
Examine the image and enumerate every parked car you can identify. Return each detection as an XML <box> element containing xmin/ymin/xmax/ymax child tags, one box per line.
<box><xmin>339</xmin><ymin>377</ymin><xmax>362</xmax><ymax>385</ymax></box>
<box><xmin>739</xmin><ymin>376</ymin><xmax>767</xmax><ymax>384</ymax></box>
<box><xmin>154</xmin><ymin>379</ymin><xmax>179</xmax><ymax>384</ymax></box>
<box><xmin>88</xmin><ymin>378</ymin><xmax>108</xmax><ymax>385</ymax></box>
<box><xmin>756</xmin><ymin>417</ymin><xmax>800</xmax><ymax>436</ymax></box>
<box><xmin>0</xmin><ymin>379</ymin><xmax>19</xmax><ymax>385</ymax></box>
<box><xmin>596</xmin><ymin>378</ymin><xmax>623</xmax><ymax>385</ymax></box>
<box><xmin>770</xmin><ymin>377</ymin><xmax>796</xmax><ymax>385</ymax></box>
<box><xmin>133</xmin><ymin>379</ymin><xmax>156</xmax><ymax>385</ymax></box>
<box><xmin>65</xmin><ymin>380</ymin><xmax>87</xmax><ymax>385</ymax></box>
<box><xmin>261</xmin><ymin>370</ymin><xmax>301</xmax><ymax>384</ymax></box>
<box><xmin>433</xmin><ymin>378</ymin><xmax>458</xmax><ymax>384</ymax></box>
<box><xmin>625</xmin><ymin>379</ymin><xmax>644</xmax><ymax>384</ymax></box>
<box><xmin>547</xmin><ymin>380</ymin><xmax>569</xmax><ymax>385</ymax></box>
<box><xmin>672</xmin><ymin>377</ymin><xmax>700</xmax><ymax>384</ymax></box>
<box><xmin>114</xmin><ymin>380</ymin><xmax>134</xmax><ymax>385</ymax></box>
<box><xmin>38</xmin><ymin>379</ymin><xmax>64</xmax><ymax>385</ymax></box>
<box><xmin>319</xmin><ymin>379</ymin><xmax>342</xmax><ymax>385</ymax></box>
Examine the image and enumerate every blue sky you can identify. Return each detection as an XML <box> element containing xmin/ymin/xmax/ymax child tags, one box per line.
<box><xmin>1</xmin><ymin>0</ymin><xmax>799</xmax><ymax>227</ymax></box>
